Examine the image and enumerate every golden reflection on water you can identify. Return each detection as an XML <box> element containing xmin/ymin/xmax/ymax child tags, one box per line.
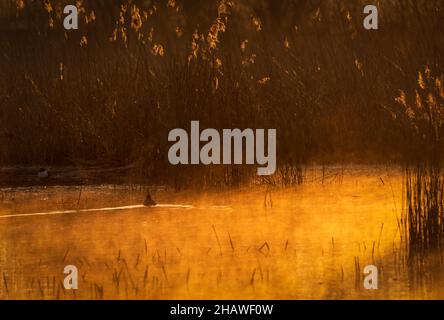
<box><xmin>0</xmin><ymin>167</ymin><xmax>443</xmax><ymax>299</ymax></box>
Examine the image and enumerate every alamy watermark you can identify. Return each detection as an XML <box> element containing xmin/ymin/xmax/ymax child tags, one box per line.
<box><xmin>62</xmin><ymin>4</ymin><xmax>379</xmax><ymax>31</ymax></box>
<box><xmin>364</xmin><ymin>265</ymin><xmax>378</xmax><ymax>290</ymax></box>
<box><xmin>63</xmin><ymin>265</ymin><xmax>78</xmax><ymax>290</ymax></box>
<box><xmin>63</xmin><ymin>5</ymin><xmax>78</xmax><ymax>30</ymax></box>
<box><xmin>168</xmin><ymin>121</ymin><xmax>276</xmax><ymax>175</ymax></box>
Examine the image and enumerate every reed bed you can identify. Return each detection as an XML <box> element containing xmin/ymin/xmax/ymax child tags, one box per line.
<box><xmin>1</xmin><ymin>1</ymin><xmax>443</xmax><ymax>188</ymax></box>
<box><xmin>403</xmin><ymin>165</ymin><xmax>444</xmax><ymax>255</ymax></box>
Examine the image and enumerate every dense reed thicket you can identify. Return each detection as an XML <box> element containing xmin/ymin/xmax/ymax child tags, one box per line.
<box><xmin>397</xmin><ymin>65</ymin><xmax>444</xmax><ymax>254</ymax></box>
<box><xmin>0</xmin><ymin>0</ymin><xmax>443</xmax><ymax>186</ymax></box>
<box><xmin>404</xmin><ymin>166</ymin><xmax>444</xmax><ymax>254</ymax></box>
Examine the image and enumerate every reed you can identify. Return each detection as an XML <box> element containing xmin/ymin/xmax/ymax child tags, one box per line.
<box><xmin>1</xmin><ymin>1</ymin><xmax>443</xmax><ymax>188</ymax></box>
<box><xmin>404</xmin><ymin>165</ymin><xmax>444</xmax><ymax>255</ymax></box>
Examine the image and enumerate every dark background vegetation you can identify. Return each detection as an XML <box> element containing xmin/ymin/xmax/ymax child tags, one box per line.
<box><xmin>0</xmin><ymin>0</ymin><xmax>443</xmax><ymax>186</ymax></box>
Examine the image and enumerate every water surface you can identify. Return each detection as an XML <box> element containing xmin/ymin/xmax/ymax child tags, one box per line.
<box><xmin>0</xmin><ymin>166</ymin><xmax>443</xmax><ymax>299</ymax></box>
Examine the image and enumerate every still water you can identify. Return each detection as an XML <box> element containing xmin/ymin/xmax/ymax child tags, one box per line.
<box><xmin>0</xmin><ymin>166</ymin><xmax>443</xmax><ymax>299</ymax></box>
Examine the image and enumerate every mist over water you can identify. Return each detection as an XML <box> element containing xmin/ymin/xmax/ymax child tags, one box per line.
<box><xmin>1</xmin><ymin>166</ymin><xmax>443</xmax><ymax>299</ymax></box>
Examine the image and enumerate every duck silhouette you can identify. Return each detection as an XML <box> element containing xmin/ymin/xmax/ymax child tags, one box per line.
<box><xmin>37</xmin><ymin>168</ymin><xmax>49</xmax><ymax>182</ymax></box>
<box><xmin>144</xmin><ymin>193</ymin><xmax>157</xmax><ymax>207</ymax></box>
<box><xmin>37</xmin><ymin>168</ymin><xmax>49</xmax><ymax>179</ymax></box>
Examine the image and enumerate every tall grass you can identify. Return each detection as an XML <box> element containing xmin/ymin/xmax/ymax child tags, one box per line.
<box><xmin>404</xmin><ymin>166</ymin><xmax>444</xmax><ymax>254</ymax></box>
<box><xmin>396</xmin><ymin>65</ymin><xmax>444</xmax><ymax>254</ymax></box>
<box><xmin>0</xmin><ymin>0</ymin><xmax>443</xmax><ymax>187</ymax></box>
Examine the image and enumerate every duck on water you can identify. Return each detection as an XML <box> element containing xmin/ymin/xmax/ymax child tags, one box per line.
<box><xmin>37</xmin><ymin>168</ymin><xmax>49</xmax><ymax>179</ymax></box>
<box><xmin>37</xmin><ymin>168</ymin><xmax>50</xmax><ymax>185</ymax></box>
<box><xmin>144</xmin><ymin>193</ymin><xmax>157</xmax><ymax>207</ymax></box>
